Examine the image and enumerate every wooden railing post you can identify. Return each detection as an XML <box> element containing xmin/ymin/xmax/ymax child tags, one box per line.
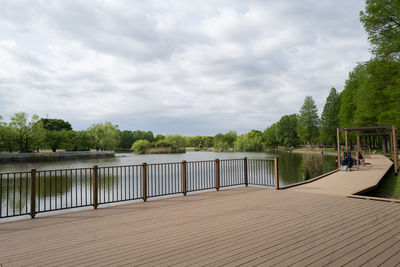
<box><xmin>244</xmin><ymin>157</ymin><xmax>248</xmax><ymax>186</ymax></box>
<box><xmin>93</xmin><ymin>165</ymin><xmax>98</xmax><ymax>209</ymax></box>
<box><xmin>215</xmin><ymin>159</ymin><xmax>220</xmax><ymax>191</ymax></box>
<box><xmin>393</xmin><ymin>126</ymin><xmax>398</xmax><ymax>175</ymax></box>
<box><xmin>182</xmin><ymin>161</ymin><xmax>187</xmax><ymax>196</ymax></box>
<box><xmin>30</xmin><ymin>169</ymin><xmax>36</xmax><ymax>218</ymax></box>
<box><xmin>274</xmin><ymin>157</ymin><xmax>279</xmax><ymax>190</ymax></box>
<box><xmin>337</xmin><ymin>128</ymin><xmax>340</xmax><ymax>168</ymax></box>
<box><xmin>142</xmin><ymin>163</ymin><xmax>147</xmax><ymax>201</ymax></box>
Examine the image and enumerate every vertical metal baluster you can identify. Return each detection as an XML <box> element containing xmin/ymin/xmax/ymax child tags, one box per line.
<box><xmin>112</xmin><ymin>167</ymin><xmax>115</xmax><ymax>202</ymax></box>
<box><xmin>11</xmin><ymin>174</ymin><xmax>15</xmax><ymax>216</ymax></box>
<box><xmin>44</xmin><ymin>172</ymin><xmax>47</xmax><ymax>211</ymax></box>
<box><xmin>18</xmin><ymin>173</ymin><xmax>22</xmax><ymax>215</ymax></box>
<box><xmin>107</xmin><ymin>168</ymin><xmax>109</xmax><ymax>202</ymax></box>
<box><xmin>84</xmin><ymin>169</ymin><xmax>87</xmax><ymax>206</ymax></box>
<box><xmin>128</xmin><ymin>166</ymin><xmax>131</xmax><ymax>199</ymax></box>
<box><xmin>124</xmin><ymin>166</ymin><xmax>127</xmax><ymax>200</ymax></box>
<box><xmin>64</xmin><ymin>170</ymin><xmax>67</xmax><ymax>208</ymax></box>
<box><xmin>69</xmin><ymin>170</ymin><xmax>72</xmax><ymax>208</ymax></box>
<box><xmin>49</xmin><ymin>171</ymin><xmax>52</xmax><ymax>211</ymax></box>
<box><xmin>0</xmin><ymin>174</ymin><xmax>2</xmax><ymax>217</ymax></box>
<box><xmin>159</xmin><ymin>164</ymin><xmax>162</xmax><ymax>195</ymax></box>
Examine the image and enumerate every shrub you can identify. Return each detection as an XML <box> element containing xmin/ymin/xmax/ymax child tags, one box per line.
<box><xmin>131</xmin><ymin>139</ymin><xmax>151</xmax><ymax>154</ymax></box>
<box><xmin>302</xmin><ymin>153</ymin><xmax>323</xmax><ymax>179</ymax></box>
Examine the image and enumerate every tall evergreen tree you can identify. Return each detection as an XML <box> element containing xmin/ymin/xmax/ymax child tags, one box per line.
<box><xmin>320</xmin><ymin>88</ymin><xmax>341</xmax><ymax>146</ymax></box>
<box><xmin>297</xmin><ymin>96</ymin><xmax>319</xmax><ymax>145</ymax></box>
<box><xmin>360</xmin><ymin>0</ymin><xmax>400</xmax><ymax>60</ymax></box>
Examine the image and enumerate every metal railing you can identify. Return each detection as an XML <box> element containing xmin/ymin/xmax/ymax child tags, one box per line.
<box><xmin>0</xmin><ymin>157</ymin><xmax>278</xmax><ymax>219</ymax></box>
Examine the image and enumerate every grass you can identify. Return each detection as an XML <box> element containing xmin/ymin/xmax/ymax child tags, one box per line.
<box><xmin>368</xmin><ymin>160</ymin><xmax>400</xmax><ymax>200</ymax></box>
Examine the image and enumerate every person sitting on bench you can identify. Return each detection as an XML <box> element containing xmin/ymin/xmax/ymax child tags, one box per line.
<box><xmin>346</xmin><ymin>153</ymin><xmax>353</xmax><ymax>168</ymax></box>
<box><xmin>358</xmin><ymin>152</ymin><xmax>365</xmax><ymax>166</ymax></box>
<box><xmin>341</xmin><ymin>152</ymin><xmax>353</xmax><ymax>171</ymax></box>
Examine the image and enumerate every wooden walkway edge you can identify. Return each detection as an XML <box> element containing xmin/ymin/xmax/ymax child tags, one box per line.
<box><xmin>287</xmin><ymin>154</ymin><xmax>393</xmax><ymax>196</ymax></box>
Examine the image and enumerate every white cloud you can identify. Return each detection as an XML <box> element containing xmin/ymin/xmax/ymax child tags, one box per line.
<box><xmin>0</xmin><ymin>0</ymin><xmax>370</xmax><ymax>135</ymax></box>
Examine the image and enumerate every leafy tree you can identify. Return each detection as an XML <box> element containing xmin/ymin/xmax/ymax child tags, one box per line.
<box><xmin>263</xmin><ymin>123</ymin><xmax>279</xmax><ymax>149</ymax></box>
<box><xmin>235</xmin><ymin>130</ymin><xmax>264</xmax><ymax>151</ymax></box>
<box><xmin>203</xmin><ymin>136</ymin><xmax>214</xmax><ymax>147</ymax></box>
<box><xmin>154</xmin><ymin>134</ymin><xmax>165</xmax><ymax>142</ymax></box>
<box><xmin>9</xmin><ymin>112</ymin><xmax>44</xmax><ymax>152</ymax></box>
<box><xmin>339</xmin><ymin>63</ymin><xmax>367</xmax><ymax>127</ymax></box>
<box><xmin>88</xmin><ymin>122</ymin><xmax>120</xmax><ymax>151</ymax></box>
<box><xmin>276</xmin><ymin>114</ymin><xmax>299</xmax><ymax>148</ymax></box>
<box><xmin>118</xmin><ymin>130</ymin><xmax>134</xmax><ymax>151</ymax></box>
<box><xmin>39</xmin><ymin>118</ymin><xmax>72</xmax><ymax>131</ymax></box>
<box><xmin>360</xmin><ymin>0</ymin><xmax>400</xmax><ymax>60</ymax></box>
<box><xmin>65</xmin><ymin>131</ymin><xmax>93</xmax><ymax>151</ymax></box>
<box><xmin>131</xmin><ymin>139</ymin><xmax>151</xmax><ymax>154</ymax></box>
<box><xmin>320</xmin><ymin>88</ymin><xmax>341</xmax><ymax>146</ymax></box>
<box><xmin>164</xmin><ymin>134</ymin><xmax>186</xmax><ymax>148</ymax></box>
<box><xmin>213</xmin><ymin>131</ymin><xmax>237</xmax><ymax>151</ymax></box>
<box><xmin>154</xmin><ymin>139</ymin><xmax>173</xmax><ymax>148</ymax></box>
<box><xmin>132</xmin><ymin>130</ymin><xmax>154</xmax><ymax>143</ymax></box>
<box><xmin>45</xmin><ymin>130</ymin><xmax>70</xmax><ymax>152</ymax></box>
<box><xmin>297</xmin><ymin>96</ymin><xmax>319</xmax><ymax>145</ymax></box>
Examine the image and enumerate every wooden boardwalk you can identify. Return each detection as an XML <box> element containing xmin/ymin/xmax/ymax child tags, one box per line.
<box><xmin>289</xmin><ymin>154</ymin><xmax>393</xmax><ymax>196</ymax></box>
<box><xmin>1</xmin><ymin>184</ymin><xmax>400</xmax><ymax>266</ymax></box>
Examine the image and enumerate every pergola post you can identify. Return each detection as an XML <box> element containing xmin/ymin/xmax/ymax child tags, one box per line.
<box><xmin>357</xmin><ymin>134</ymin><xmax>360</xmax><ymax>170</ymax></box>
<box><xmin>337</xmin><ymin>128</ymin><xmax>340</xmax><ymax>168</ymax></box>
<box><xmin>393</xmin><ymin>126</ymin><xmax>398</xmax><ymax>175</ymax></box>
<box><xmin>345</xmin><ymin>130</ymin><xmax>348</xmax><ymax>154</ymax></box>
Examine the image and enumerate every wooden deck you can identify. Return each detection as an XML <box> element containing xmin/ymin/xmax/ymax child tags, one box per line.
<box><xmin>289</xmin><ymin>154</ymin><xmax>393</xmax><ymax>196</ymax></box>
<box><xmin>1</xmin><ymin>184</ymin><xmax>400</xmax><ymax>266</ymax></box>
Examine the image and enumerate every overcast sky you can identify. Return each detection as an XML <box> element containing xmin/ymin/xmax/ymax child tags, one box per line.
<box><xmin>0</xmin><ymin>0</ymin><xmax>371</xmax><ymax>135</ymax></box>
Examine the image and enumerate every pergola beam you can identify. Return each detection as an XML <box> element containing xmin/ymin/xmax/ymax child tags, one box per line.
<box><xmin>339</xmin><ymin>126</ymin><xmax>393</xmax><ymax>132</ymax></box>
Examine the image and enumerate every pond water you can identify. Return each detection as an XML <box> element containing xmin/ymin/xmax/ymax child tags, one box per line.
<box><xmin>0</xmin><ymin>151</ymin><xmax>337</xmax><ymax>187</ymax></box>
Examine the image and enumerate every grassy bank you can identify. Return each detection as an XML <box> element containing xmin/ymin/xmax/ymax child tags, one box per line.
<box><xmin>368</xmin><ymin>160</ymin><xmax>400</xmax><ymax>200</ymax></box>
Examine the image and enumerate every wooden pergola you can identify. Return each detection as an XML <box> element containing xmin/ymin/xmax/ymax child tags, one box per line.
<box><xmin>337</xmin><ymin>125</ymin><xmax>398</xmax><ymax>174</ymax></box>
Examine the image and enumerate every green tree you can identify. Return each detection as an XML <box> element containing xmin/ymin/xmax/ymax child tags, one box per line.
<box><xmin>235</xmin><ymin>130</ymin><xmax>264</xmax><ymax>151</ymax></box>
<box><xmin>119</xmin><ymin>130</ymin><xmax>134</xmax><ymax>151</ymax></box>
<box><xmin>263</xmin><ymin>123</ymin><xmax>279</xmax><ymax>149</ymax></box>
<box><xmin>45</xmin><ymin>130</ymin><xmax>70</xmax><ymax>152</ymax></box>
<box><xmin>66</xmin><ymin>131</ymin><xmax>93</xmax><ymax>151</ymax></box>
<box><xmin>154</xmin><ymin>134</ymin><xmax>165</xmax><ymax>142</ymax></box>
<box><xmin>88</xmin><ymin>122</ymin><xmax>120</xmax><ymax>151</ymax></box>
<box><xmin>276</xmin><ymin>114</ymin><xmax>299</xmax><ymax>148</ymax></box>
<box><xmin>165</xmin><ymin>134</ymin><xmax>186</xmax><ymax>148</ymax></box>
<box><xmin>9</xmin><ymin>112</ymin><xmax>44</xmax><ymax>152</ymax></box>
<box><xmin>131</xmin><ymin>139</ymin><xmax>151</xmax><ymax>154</ymax></box>
<box><xmin>360</xmin><ymin>0</ymin><xmax>400</xmax><ymax>59</ymax></box>
<box><xmin>297</xmin><ymin>96</ymin><xmax>319</xmax><ymax>145</ymax></box>
<box><xmin>39</xmin><ymin>118</ymin><xmax>72</xmax><ymax>131</ymax></box>
<box><xmin>320</xmin><ymin>88</ymin><xmax>341</xmax><ymax>146</ymax></box>
<box><xmin>213</xmin><ymin>131</ymin><xmax>237</xmax><ymax>151</ymax></box>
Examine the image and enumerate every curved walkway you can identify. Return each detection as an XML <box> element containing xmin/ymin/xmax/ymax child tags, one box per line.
<box><xmin>288</xmin><ymin>154</ymin><xmax>393</xmax><ymax>196</ymax></box>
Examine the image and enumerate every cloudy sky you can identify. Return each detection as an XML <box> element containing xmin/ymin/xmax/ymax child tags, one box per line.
<box><xmin>0</xmin><ymin>0</ymin><xmax>371</xmax><ymax>135</ymax></box>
